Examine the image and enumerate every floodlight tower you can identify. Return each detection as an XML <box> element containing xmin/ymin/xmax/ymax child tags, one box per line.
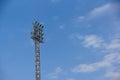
<box><xmin>31</xmin><ymin>21</ymin><xmax>44</xmax><ymax>80</ymax></box>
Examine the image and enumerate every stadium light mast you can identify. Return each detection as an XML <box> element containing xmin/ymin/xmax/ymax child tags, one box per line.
<box><xmin>31</xmin><ymin>21</ymin><xmax>44</xmax><ymax>80</ymax></box>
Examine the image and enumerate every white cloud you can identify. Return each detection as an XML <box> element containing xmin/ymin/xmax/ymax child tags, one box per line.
<box><xmin>105</xmin><ymin>57</ymin><xmax>120</xmax><ymax>80</ymax></box>
<box><xmin>76</xmin><ymin>3</ymin><xmax>114</xmax><ymax>22</ymax></box>
<box><xmin>71</xmin><ymin>34</ymin><xmax>120</xmax><ymax>51</ymax></box>
<box><xmin>69</xmin><ymin>34</ymin><xmax>120</xmax><ymax>80</ymax></box>
<box><xmin>72</xmin><ymin>53</ymin><xmax>120</xmax><ymax>73</ymax></box>
<box><xmin>69</xmin><ymin>33</ymin><xmax>120</xmax><ymax>79</ymax></box>
<box><xmin>70</xmin><ymin>2</ymin><xmax>120</xmax><ymax>79</ymax></box>
<box><xmin>70</xmin><ymin>33</ymin><xmax>120</xmax><ymax>79</ymax></box>
<box><xmin>72</xmin><ymin>64</ymin><xmax>97</xmax><ymax>73</ymax></box>
<box><xmin>89</xmin><ymin>3</ymin><xmax>113</xmax><ymax>18</ymax></box>
<box><xmin>48</xmin><ymin>67</ymin><xmax>63</xmax><ymax>79</ymax></box>
<box><xmin>71</xmin><ymin>34</ymin><xmax>104</xmax><ymax>48</ymax></box>
<box><xmin>82</xmin><ymin>35</ymin><xmax>104</xmax><ymax>48</ymax></box>
<box><xmin>105</xmin><ymin>70</ymin><xmax>120</xmax><ymax>80</ymax></box>
<box><xmin>106</xmin><ymin>39</ymin><xmax>120</xmax><ymax>50</ymax></box>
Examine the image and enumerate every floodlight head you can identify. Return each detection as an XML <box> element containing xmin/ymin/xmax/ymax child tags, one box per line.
<box><xmin>31</xmin><ymin>21</ymin><xmax>44</xmax><ymax>43</ymax></box>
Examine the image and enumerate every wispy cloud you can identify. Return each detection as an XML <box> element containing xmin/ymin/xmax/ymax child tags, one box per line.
<box><xmin>72</xmin><ymin>53</ymin><xmax>120</xmax><ymax>73</ymax></box>
<box><xmin>88</xmin><ymin>3</ymin><xmax>113</xmax><ymax>18</ymax></box>
<box><xmin>47</xmin><ymin>67</ymin><xmax>63</xmax><ymax>79</ymax></box>
<box><xmin>71</xmin><ymin>34</ymin><xmax>120</xmax><ymax>51</ymax></box>
<box><xmin>70</xmin><ymin>34</ymin><xmax>105</xmax><ymax>48</ymax></box>
<box><xmin>70</xmin><ymin>33</ymin><xmax>120</xmax><ymax>79</ymax></box>
<box><xmin>76</xmin><ymin>3</ymin><xmax>114</xmax><ymax>22</ymax></box>
<box><xmin>82</xmin><ymin>35</ymin><xmax>104</xmax><ymax>48</ymax></box>
<box><xmin>106</xmin><ymin>39</ymin><xmax>120</xmax><ymax>50</ymax></box>
<box><xmin>105</xmin><ymin>71</ymin><xmax>120</xmax><ymax>80</ymax></box>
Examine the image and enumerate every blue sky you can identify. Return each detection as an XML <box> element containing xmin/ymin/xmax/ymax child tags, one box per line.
<box><xmin>0</xmin><ymin>0</ymin><xmax>120</xmax><ymax>80</ymax></box>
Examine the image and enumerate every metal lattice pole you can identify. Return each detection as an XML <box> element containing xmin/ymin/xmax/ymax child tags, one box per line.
<box><xmin>31</xmin><ymin>21</ymin><xmax>44</xmax><ymax>80</ymax></box>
